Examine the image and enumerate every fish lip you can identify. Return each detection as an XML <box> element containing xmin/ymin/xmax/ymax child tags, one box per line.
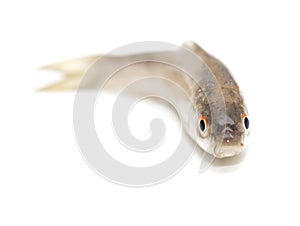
<box><xmin>213</xmin><ymin>145</ymin><xmax>244</xmax><ymax>158</ymax></box>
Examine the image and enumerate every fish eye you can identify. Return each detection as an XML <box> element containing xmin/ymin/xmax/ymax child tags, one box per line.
<box><xmin>242</xmin><ymin>113</ymin><xmax>249</xmax><ymax>130</ymax></box>
<box><xmin>199</xmin><ymin>116</ymin><xmax>207</xmax><ymax>133</ymax></box>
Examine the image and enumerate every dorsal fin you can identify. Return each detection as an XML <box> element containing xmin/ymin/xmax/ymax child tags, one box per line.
<box><xmin>182</xmin><ymin>41</ymin><xmax>211</xmax><ymax>60</ymax></box>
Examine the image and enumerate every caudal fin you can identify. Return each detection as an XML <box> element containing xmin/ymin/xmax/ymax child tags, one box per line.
<box><xmin>39</xmin><ymin>55</ymin><xmax>101</xmax><ymax>91</ymax></box>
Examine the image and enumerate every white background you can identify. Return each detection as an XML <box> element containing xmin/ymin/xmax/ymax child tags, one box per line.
<box><xmin>1</xmin><ymin>0</ymin><xmax>300</xmax><ymax>225</ymax></box>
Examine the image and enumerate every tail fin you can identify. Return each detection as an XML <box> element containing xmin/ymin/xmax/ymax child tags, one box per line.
<box><xmin>39</xmin><ymin>55</ymin><xmax>101</xmax><ymax>91</ymax></box>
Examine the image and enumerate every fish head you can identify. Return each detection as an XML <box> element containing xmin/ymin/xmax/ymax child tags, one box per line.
<box><xmin>197</xmin><ymin>93</ymin><xmax>250</xmax><ymax>158</ymax></box>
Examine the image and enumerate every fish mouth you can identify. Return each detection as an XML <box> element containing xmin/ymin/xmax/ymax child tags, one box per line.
<box><xmin>214</xmin><ymin>144</ymin><xmax>244</xmax><ymax>158</ymax></box>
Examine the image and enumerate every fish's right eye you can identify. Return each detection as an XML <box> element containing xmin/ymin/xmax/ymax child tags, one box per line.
<box><xmin>199</xmin><ymin>116</ymin><xmax>207</xmax><ymax>133</ymax></box>
<box><xmin>200</xmin><ymin>120</ymin><xmax>205</xmax><ymax>131</ymax></box>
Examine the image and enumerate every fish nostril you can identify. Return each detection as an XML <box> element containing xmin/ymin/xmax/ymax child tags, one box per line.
<box><xmin>222</xmin><ymin>127</ymin><xmax>234</xmax><ymax>139</ymax></box>
<box><xmin>222</xmin><ymin>126</ymin><xmax>233</xmax><ymax>134</ymax></box>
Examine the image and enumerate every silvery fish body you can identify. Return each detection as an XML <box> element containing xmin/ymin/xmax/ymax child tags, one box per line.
<box><xmin>42</xmin><ymin>41</ymin><xmax>250</xmax><ymax>158</ymax></box>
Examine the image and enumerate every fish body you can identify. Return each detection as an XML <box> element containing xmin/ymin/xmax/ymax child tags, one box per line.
<box><xmin>42</xmin><ymin>41</ymin><xmax>250</xmax><ymax>158</ymax></box>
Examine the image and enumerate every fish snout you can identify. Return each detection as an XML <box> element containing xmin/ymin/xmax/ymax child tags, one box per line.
<box><xmin>213</xmin><ymin>126</ymin><xmax>244</xmax><ymax>158</ymax></box>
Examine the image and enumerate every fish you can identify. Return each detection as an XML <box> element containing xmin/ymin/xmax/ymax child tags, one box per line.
<box><xmin>41</xmin><ymin>41</ymin><xmax>250</xmax><ymax>159</ymax></box>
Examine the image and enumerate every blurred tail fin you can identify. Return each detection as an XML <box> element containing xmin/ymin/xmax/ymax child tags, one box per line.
<box><xmin>39</xmin><ymin>55</ymin><xmax>101</xmax><ymax>91</ymax></box>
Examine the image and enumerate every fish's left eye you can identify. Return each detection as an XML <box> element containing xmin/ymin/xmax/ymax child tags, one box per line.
<box><xmin>242</xmin><ymin>113</ymin><xmax>249</xmax><ymax>129</ymax></box>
